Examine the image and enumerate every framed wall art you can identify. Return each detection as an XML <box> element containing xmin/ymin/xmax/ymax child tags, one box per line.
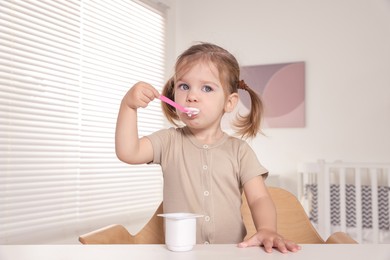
<box><xmin>222</xmin><ymin>61</ymin><xmax>305</xmax><ymax>129</ymax></box>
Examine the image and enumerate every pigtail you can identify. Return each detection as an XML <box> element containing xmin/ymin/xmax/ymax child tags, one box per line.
<box><xmin>233</xmin><ymin>80</ymin><xmax>264</xmax><ymax>139</ymax></box>
<box><xmin>161</xmin><ymin>77</ymin><xmax>180</xmax><ymax>126</ymax></box>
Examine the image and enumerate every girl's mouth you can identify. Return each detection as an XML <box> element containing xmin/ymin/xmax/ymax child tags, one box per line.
<box><xmin>184</xmin><ymin>107</ymin><xmax>200</xmax><ymax>117</ymax></box>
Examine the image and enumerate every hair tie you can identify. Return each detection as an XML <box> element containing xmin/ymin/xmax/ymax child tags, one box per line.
<box><xmin>238</xmin><ymin>80</ymin><xmax>250</xmax><ymax>91</ymax></box>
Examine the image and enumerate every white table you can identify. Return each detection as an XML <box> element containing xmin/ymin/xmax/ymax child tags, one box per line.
<box><xmin>0</xmin><ymin>244</ymin><xmax>389</xmax><ymax>260</ymax></box>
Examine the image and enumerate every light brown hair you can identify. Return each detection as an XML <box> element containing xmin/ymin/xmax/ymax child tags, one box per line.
<box><xmin>162</xmin><ymin>42</ymin><xmax>263</xmax><ymax>138</ymax></box>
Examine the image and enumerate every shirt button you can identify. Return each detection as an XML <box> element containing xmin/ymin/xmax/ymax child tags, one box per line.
<box><xmin>204</xmin><ymin>216</ymin><xmax>210</xmax><ymax>222</ymax></box>
<box><xmin>203</xmin><ymin>191</ymin><xmax>209</xmax><ymax>196</ymax></box>
<box><xmin>202</xmin><ymin>165</ymin><xmax>208</xmax><ymax>170</ymax></box>
<box><xmin>203</xmin><ymin>144</ymin><xmax>208</xmax><ymax>149</ymax></box>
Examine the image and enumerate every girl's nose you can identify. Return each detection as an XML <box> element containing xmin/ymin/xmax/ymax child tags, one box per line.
<box><xmin>186</xmin><ymin>91</ymin><xmax>198</xmax><ymax>102</ymax></box>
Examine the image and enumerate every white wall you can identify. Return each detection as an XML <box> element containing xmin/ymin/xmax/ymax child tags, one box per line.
<box><xmin>167</xmin><ymin>0</ymin><xmax>390</xmax><ymax>194</ymax></box>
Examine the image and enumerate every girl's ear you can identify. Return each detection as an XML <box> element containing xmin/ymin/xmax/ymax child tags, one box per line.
<box><xmin>225</xmin><ymin>93</ymin><xmax>239</xmax><ymax>113</ymax></box>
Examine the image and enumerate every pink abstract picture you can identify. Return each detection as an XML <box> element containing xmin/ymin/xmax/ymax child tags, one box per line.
<box><xmin>223</xmin><ymin>62</ymin><xmax>305</xmax><ymax>128</ymax></box>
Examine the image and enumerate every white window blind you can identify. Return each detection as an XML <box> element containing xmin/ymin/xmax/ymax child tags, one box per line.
<box><xmin>0</xmin><ymin>0</ymin><xmax>166</xmax><ymax>244</ymax></box>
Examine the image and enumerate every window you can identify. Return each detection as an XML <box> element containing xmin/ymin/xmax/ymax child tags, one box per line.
<box><xmin>0</xmin><ymin>0</ymin><xmax>166</xmax><ymax>244</ymax></box>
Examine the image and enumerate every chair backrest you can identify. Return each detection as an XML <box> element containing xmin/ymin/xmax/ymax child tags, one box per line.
<box><xmin>241</xmin><ymin>187</ymin><xmax>324</xmax><ymax>243</ymax></box>
<box><xmin>78</xmin><ymin>224</ymin><xmax>134</xmax><ymax>244</ymax></box>
<box><xmin>79</xmin><ymin>203</ymin><xmax>165</xmax><ymax>244</ymax></box>
<box><xmin>80</xmin><ymin>187</ymin><xmax>325</xmax><ymax>244</ymax></box>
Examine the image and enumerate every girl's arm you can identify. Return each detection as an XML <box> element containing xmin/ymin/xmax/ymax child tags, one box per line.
<box><xmin>115</xmin><ymin>82</ymin><xmax>160</xmax><ymax>164</ymax></box>
<box><xmin>243</xmin><ymin>176</ymin><xmax>277</xmax><ymax>232</ymax></box>
<box><xmin>239</xmin><ymin>176</ymin><xmax>301</xmax><ymax>253</ymax></box>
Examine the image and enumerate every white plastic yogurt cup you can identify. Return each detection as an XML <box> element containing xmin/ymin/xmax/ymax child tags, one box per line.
<box><xmin>158</xmin><ymin>213</ymin><xmax>203</xmax><ymax>252</ymax></box>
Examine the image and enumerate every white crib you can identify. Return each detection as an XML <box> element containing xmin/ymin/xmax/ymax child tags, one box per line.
<box><xmin>298</xmin><ymin>160</ymin><xmax>390</xmax><ymax>244</ymax></box>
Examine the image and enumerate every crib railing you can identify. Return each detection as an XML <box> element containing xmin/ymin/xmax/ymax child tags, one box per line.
<box><xmin>298</xmin><ymin>160</ymin><xmax>390</xmax><ymax>244</ymax></box>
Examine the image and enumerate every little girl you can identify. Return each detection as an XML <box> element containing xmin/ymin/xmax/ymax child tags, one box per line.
<box><xmin>115</xmin><ymin>42</ymin><xmax>300</xmax><ymax>253</ymax></box>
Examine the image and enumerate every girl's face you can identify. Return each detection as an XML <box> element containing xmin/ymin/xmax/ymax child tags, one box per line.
<box><xmin>174</xmin><ymin>61</ymin><xmax>237</xmax><ymax>130</ymax></box>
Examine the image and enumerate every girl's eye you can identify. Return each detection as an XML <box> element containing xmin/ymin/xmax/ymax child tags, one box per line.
<box><xmin>178</xmin><ymin>83</ymin><xmax>189</xmax><ymax>90</ymax></box>
<box><xmin>202</xmin><ymin>85</ymin><xmax>213</xmax><ymax>92</ymax></box>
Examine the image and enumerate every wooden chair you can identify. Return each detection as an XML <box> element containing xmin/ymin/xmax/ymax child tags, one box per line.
<box><xmin>79</xmin><ymin>187</ymin><xmax>357</xmax><ymax>244</ymax></box>
<box><xmin>78</xmin><ymin>203</ymin><xmax>164</xmax><ymax>244</ymax></box>
<box><xmin>242</xmin><ymin>187</ymin><xmax>357</xmax><ymax>244</ymax></box>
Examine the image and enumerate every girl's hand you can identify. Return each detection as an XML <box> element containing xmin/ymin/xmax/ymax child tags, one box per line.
<box><xmin>123</xmin><ymin>82</ymin><xmax>160</xmax><ymax>110</ymax></box>
<box><xmin>238</xmin><ymin>229</ymin><xmax>301</xmax><ymax>253</ymax></box>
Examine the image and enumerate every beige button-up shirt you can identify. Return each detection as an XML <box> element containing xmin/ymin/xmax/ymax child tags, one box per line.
<box><xmin>147</xmin><ymin>127</ymin><xmax>268</xmax><ymax>244</ymax></box>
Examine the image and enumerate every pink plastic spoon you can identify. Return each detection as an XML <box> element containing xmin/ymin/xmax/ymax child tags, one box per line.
<box><xmin>159</xmin><ymin>95</ymin><xmax>200</xmax><ymax>117</ymax></box>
